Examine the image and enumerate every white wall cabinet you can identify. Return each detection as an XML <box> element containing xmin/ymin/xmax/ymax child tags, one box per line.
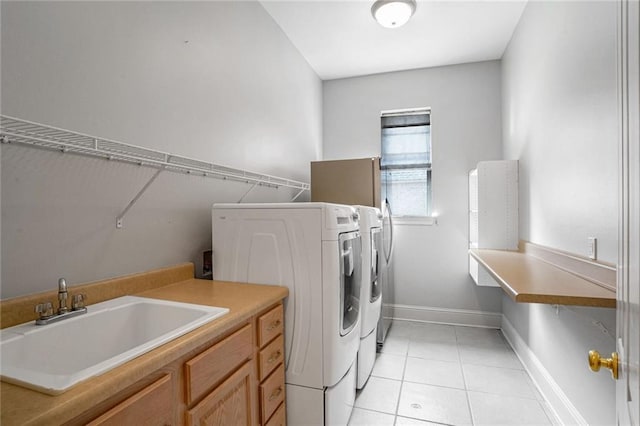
<box><xmin>469</xmin><ymin>160</ymin><xmax>518</xmax><ymax>286</ymax></box>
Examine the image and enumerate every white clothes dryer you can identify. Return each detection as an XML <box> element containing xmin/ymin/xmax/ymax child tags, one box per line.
<box><xmin>212</xmin><ymin>202</ymin><xmax>362</xmax><ymax>425</ymax></box>
<box><xmin>377</xmin><ymin>199</ymin><xmax>395</xmax><ymax>349</ymax></box>
<box><xmin>354</xmin><ymin>206</ymin><xmax>383</xmax><ymax>389</ymax></box>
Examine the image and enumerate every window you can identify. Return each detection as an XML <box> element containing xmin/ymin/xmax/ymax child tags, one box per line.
<box><xmin>380</xmin><ymin>109</ymin><xmax>432</xmax><ymax>217</ymax></box>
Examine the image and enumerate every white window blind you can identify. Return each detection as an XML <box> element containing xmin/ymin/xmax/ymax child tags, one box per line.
<box><xmin>380</xmin><ymin>109</ymin><xmax>432</xmax><ymax>217</ymax></box>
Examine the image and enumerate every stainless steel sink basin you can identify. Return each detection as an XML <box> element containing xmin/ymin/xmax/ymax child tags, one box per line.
<box><xmin>0</xmin><ymin>295</ymin><xmax>229</xmax><ymax>394</ymax></box>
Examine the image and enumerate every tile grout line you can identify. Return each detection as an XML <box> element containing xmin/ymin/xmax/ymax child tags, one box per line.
<box><xmin>400</xmin><ymin>323</ymin><xmax>462</xmax><ymax>426</ymax></box>
<box><xmin>456</xmin><ymin>326</ymin><xmax>477</xmax><ymax>426</ymax></box>
<box><xmin>397</xmin><ymin>324</ymin><xmax>462</xmax><ymax>426</ymax></box>
<box><xmin>392</xmin><ymin>337</ymin><xmax>410</xmax><ymax>425</ymax></box>
<box><xmin>387</xmin><ymin>321</ymin><xmax>550</xmax><ymax>426</ymax></box>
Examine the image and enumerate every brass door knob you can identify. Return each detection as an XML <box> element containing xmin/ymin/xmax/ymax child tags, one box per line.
<box><xmin>588</xmin><ymin>350</ymin><xmax>618</xmax><ymax>380</ymax></box>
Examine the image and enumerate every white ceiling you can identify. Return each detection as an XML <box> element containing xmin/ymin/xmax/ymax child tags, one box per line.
<box><xmin>260</xmin><ymin>0</ymin><xmax>528</xmax><ymax>80</ymax></box>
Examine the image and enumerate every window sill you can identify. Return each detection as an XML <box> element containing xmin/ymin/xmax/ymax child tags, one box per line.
<box><xmin>392</xmin><ymin>216</ymin><xmax>438</xmax><ymax>226</ymax></box>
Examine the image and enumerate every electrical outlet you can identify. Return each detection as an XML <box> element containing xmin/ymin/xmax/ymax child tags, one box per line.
<box><xmin>588</xmin><ymin>237</ymin><xmax>597</xmax><ymax>260</ymax></box>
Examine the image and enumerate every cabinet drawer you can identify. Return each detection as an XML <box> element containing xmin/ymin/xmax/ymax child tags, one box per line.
<box><xmin>185</xmin><ymin>324</ymin><xmax>253</xmax><ymax>405</ymax></box>
<box><xmin>186</xmin><ymin>361</ymin><xmax>254</xmax><ymax>426</ymax></box>
<box><xmin>265</xmin><ymin>402</ymin><xmax>285</xmax><ymax>426</ymax></box>
<box><xmin>87</xmin><ymin>374</ymin><xmax>173</xmax><ymax>426</ymax></box>
<box><xmin>258</xmin><ymin>304</ymin><xmax>283</xmax><ymax>347</ymax></box>
<box><xmin>258</xmin><ymin>334</ymin><xmax>284</xmax><ymax>381</ymax></box>
<box><xmin>260</xmin><ymin>364</ymin><xmax>285</xmax><ymax>423</ymax></box>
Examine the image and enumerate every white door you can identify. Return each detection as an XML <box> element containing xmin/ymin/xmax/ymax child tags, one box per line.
<box><xmin>616</xmin><ymin>0</ymin><xmax>639</xmax><ymax>424</ymax></box>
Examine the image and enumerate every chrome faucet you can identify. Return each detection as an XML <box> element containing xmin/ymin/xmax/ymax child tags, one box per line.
<box><xmin>34</xmin><ymin>278</ymin><xmax>87</xmax><ymax>325</ymax></box>
<box><xmin>58</xmin><ymin>278</ymin><xmax>69</xmax><ymax>314</ymax></box>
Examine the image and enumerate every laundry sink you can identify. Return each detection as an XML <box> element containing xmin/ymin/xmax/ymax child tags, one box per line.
<box><xmin>0</xmin><ymin>295</ymin><xmax>229</xmax><ymax>394</ymax></box>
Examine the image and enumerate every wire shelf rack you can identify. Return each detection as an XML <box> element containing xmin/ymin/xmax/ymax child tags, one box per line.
<box><xmin>0</xmin><ymin>115</ymin><xmax>310</xmax><ymax>191</ymax></box>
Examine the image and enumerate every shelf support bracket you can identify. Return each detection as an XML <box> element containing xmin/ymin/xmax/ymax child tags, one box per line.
<box><xmin>291</xmin><ymin>188</ymin><xmax>305</xmax><ymax>202</ymax></box>
<box><xmin>116</xmin><ymin>168</ymin><xmax>164</xmax><ymax>229</ymax></box>
<box><xmin>238</xmin><ymin>182</ymin><xmax>259</xmax><ymax>203</ymax></box>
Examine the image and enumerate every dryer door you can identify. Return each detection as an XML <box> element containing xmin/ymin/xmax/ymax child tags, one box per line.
<box><xmin>370</xmin><ymin>227</ymin><xmax>382</xmax><ymax>303</ymax></box>
<box><xmin>339</xmin><ymin>231</ymin><xmax>362</xmax><ymax>336</ymax></box>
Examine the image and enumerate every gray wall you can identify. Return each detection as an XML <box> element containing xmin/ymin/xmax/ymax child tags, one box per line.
<box><xmin>323</xmin><ymin>61</ymin><xmax>503</xmax><ymax>314</ymax></box>
<box><xmin>1</xmin><ymin>1</ymin><xmax>322</xmax><ymax>298</ymax></box>
<box><xmin>501</xmin><ymin>1</ymin><xmax>617</xmax><ymax>424</ymax></box>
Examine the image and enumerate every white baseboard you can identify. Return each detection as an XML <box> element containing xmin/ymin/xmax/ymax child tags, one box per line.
<box><xmin>501</xmin><ymin>316</ymin><xmax>587</xmax><ymax>426</ymax></box>
<box><xmin>390</xmin><ymin>303</ymin><xmax>502</xmax><ymax>328</ymax></box>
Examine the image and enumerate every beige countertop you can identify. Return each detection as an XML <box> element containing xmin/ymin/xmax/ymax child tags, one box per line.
<box><xmin>470</xmin><ymin>248</ymin><xmax>616</xmax><ymax>307</ymax></box>
<box><xmin>0</xmin><ymin>273</ymin><xmax>288</xmax><ymax>426</ymax></box>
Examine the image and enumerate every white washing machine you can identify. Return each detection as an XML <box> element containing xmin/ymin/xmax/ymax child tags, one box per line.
<box><xmin>354</xmin><ymin>206</ymin><xmax>383</xmax><ymax>389</ymax></box>
<box><xmin>212</xmin><ymin>202</ymin><xmax>362</xmax><ymax>425</ymax></box>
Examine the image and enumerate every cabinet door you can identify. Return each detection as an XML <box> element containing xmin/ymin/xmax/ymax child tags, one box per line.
<box><xmin>87</xmin><ymin>374</ymin><xmax>173</xmax><ymax>426</ymax></box>
<box><xmin>264</xmin><ymin>403</ymin><xmax>285</xmax><ymax>426</ymax></box>
<box><xmin>257</xmin><ymin>305</ymin><xmax>283</xmax><ymax>348</ymax></box>
<box><xmin>185</xmin><ymin>324</ymin><xmax>253</xmax><ymax>405</ymax></box>
<box><xmin>259</xmin><ymin>364</ymin><xmax>285</xmax><ymax>424</ymax></box>
<box><xmin>258</xmin><ymin>335</ymin><xmax>284</xmax><ymax>381</ymax></box>
<box><xmin>186</xmin><ymin>361</ymin><xmax>255</xmax><ymax>426</ymax></box>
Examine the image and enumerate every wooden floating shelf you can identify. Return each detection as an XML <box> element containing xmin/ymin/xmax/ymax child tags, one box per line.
<box><xmin>469</xmin><ymin>248</ymin><xmax>616</xmax><ymax>308</ymax></box>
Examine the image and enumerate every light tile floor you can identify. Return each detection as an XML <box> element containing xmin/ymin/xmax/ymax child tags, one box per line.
<box><xmin>348</xmin><ymin>320</ymin><xmax>557</xmax><ymax>426</ymax></box>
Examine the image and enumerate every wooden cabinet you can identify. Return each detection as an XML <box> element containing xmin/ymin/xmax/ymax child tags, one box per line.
<box><xmin>186</xmin><ymin>361</ymin><xmax>255</xmax><ymax>426</ymax></box>
<box><xmin>256</xmin><ymin>305</ymin><xmax>285</xmax><ymax>425</ymax></box>
<box><xmin>258</xmin><ymin>304</ymin><xmax>283</xmax><ymax>347</ymax></box>
<box><xmin>259</xmin><ymin>364</ymin><xmax>285</xmax><ymax>423</ymax></box>
<box><xmin>182</xmin><ymin>303</ymin><xmax>286</xmax><ymax>426</ymax></box>
<box><xmin>185</xmin><ymin>324</ymin><xmax>253</xmax><ymax>405</ymax></box>
<box><xmin>265</xmin><ymin>403</ymin><xmax>285</xmax><ymax>426</ymax></box>
<box><xmin>87</xmin><ymin>374</ymin><xmax>174</xmax><ymax>426</ymax></box>
<box><xmin>184</xmin><ymin>324</ymin><xmax>256</xmax><ymax>426</ymax></box>
<box><xmin>75</xmin><ymin>301</ymin><xmax>286</xmax><ymax>426</ymax></box>
<box><xmin>258</xmin><ymin>335</ymin><xmax>284</xmax><ymax>381</ymax></box>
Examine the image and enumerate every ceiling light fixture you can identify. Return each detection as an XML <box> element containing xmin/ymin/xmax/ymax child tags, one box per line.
<box><xmin>371</xmin><ymin>0</ymin><xmax>416</xmax><ymax>29</ymax></box>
